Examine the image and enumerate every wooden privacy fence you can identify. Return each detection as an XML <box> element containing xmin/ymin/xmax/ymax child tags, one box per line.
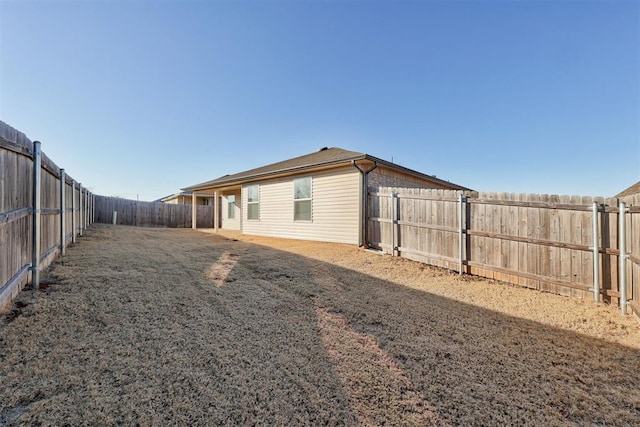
<box><xmin>0</xmin><ymin>120</ymin><xmax>94</xmax><ymax>312</ymax></box>
<box><xmin>94</xmin><ymin>196</ymin><xmax>214</xmax><ymax>228</ymax></box>
<box><xmin>368</xmin><ymin>187</ymin><xmax>640</xmax><ymax>316</ymax></box>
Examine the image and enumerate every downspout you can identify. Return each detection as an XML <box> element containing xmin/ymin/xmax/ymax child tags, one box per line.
<box><xmin>352</xmin><ymin>160</ymin><xmax>378</xmax><ymax>247</ymax></box>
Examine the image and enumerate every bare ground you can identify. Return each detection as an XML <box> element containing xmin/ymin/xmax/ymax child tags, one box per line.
<box><xmin>1</xmin><ymin>224</ymin><xmax>639</xmax><ymax>426</ymax></box>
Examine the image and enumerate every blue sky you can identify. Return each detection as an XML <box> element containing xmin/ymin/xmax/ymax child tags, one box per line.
<box><xmin>1</xmin><ymin>0</ymin><xmax>638</xmax><ymax>200</ymax></box>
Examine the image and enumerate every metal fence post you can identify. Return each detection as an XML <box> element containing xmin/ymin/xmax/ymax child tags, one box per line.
<box><xmin>31</xmin><ymin>141</ymin><xmax>42</xmax><ymax>290</ymax></box>
<box><xmin>60</xmin><ymin>169</ymin><xmax>66</xmax><ymax>256</ymax></box>
<box><xmin>591</xmin><ymin>202</ymin><xmax>600</xmax><ymax>303</ymax></box>
<box><xmin>393</xmin><ymin>193</ymin><xmax>400</xmax><ymax>256</ymax></box>
<box><xmin>619</xmin><ymin>201</ymin><xmax>628</xmax><ymax>315</ymax></box>
<box><xmin>83</xmin><ymin>190</ymin><xmax>86</xmax><ymax>229</ymax></box>
<box><xmin>389</xmin><ymin>193</ymin><xmax>395</xmax><ymax>256</ymax></box>
<box><xmin>83</xmin><ymin>190</ymin><xmax>86</xmax><ymax>230</ymax></box>
<box><xmin>458</xmin><ymin>194</ymin><xmax>465</xmax><ymax>275</ymax></box>
<box><xmin>79</xmin><ymin>184</ymin><xmax>83</xmax><ymax>236</ymax></box>
<box><xmin>85</xmin><ymin>191</ymin><xmax>89</xmax><ymax>228</ymax></box>
<box><xmin>71</xmin><ymin>181</ymin><xmax>77</xmax><ymax>243</ymax></box>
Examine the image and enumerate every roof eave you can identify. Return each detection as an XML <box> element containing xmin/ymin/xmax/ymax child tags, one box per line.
<box><xmin>182</xmin><ymin>152</ymin><xmax>471</xmax><ymax>192</ymax></box>
<box><xmin>182</xmin><ymin>155</ymin><xmax>367</xmax><ymax>191</ymax></box>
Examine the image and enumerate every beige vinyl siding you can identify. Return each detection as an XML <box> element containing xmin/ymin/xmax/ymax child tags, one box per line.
<box><xmin>241</xmin><ymin>166</ymin><xmax>360</xmax><ymax>244</ymax></box>
<box><xmin>220</xmin><ymin>191</ymin><xmax>241</xmax><ymax>230</ymax></box>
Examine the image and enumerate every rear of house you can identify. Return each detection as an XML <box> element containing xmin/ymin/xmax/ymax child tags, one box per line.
<box><xmin>183</xmin><ymin>147</ymin><xmax>468</xmax><ymax>245</ymax></box>
<box><xmin>158</xmin><ymin>192</ymin><xmax>211</xmax><ymax>205</ymax></box>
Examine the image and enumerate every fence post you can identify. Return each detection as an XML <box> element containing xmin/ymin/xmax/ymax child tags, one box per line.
<box><xmin>79</xmin><ymin>184</ymin><xmax>83</xmax><ymax>236</ymax></box>
<box><xmin>591</xmin><ymin>202</ymin><xmax>600</xmax><ymax>303</ymax></box>
<box><xmin>31</xmin><ymin>141</ymin><xmax>42</xmax><ymax>290</ymax></box>
<box><xmin>389</xmin><ymin>193</ymin><xmax>393</xmax><ymax>255</ymax></box>
<box><xmin>83</xmin><ymin>190</ymin><xmax>87</xmax><ymax>229</ymax></box>
<box><xmin>60</xmin><ymin>169</ymin><xmax>66</xmax><ymax>256</ymax></box>
<box><xmin>619</xmin><ymin>201</ymin><xmax>628</xmax><ymax>315</ymax></box>
<box><xmin>458</xmin><ymin>194</ymin><xmax>465</xmax><ymax>275</ymax></box>
<box><xmin>82</xmin><ymin>187</ymin><xmax>85</xmax><ymax>233</ymax></box>
<box><xmin>391</xmin><ymin>192</ymin><xmax>399</xmax><ymax>256</ymax></box>
<box><xmin>71</xmin><ymin>181</ymin><xmax>77</xmax><ymax>243</ymax></box>
<box><xmin>85</xmin><ymin>191</ymin><xmax>89</xmax><ymax>228</ymax></box>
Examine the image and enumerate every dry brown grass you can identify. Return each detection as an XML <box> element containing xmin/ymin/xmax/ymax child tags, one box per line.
<box><xmin>1</xmin><ymin>225</ymin><xmax>639</xmax><ymax>426</ymax></box>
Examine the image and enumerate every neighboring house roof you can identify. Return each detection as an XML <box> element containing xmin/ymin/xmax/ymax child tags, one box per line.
<box><xmin>156</xmin><ymin>191</ymin><xmax>193</xmax><ymax>202</ymax></box>
<box><xmin>616</xmin><ymin>181</ymin><xmax>640</xmax><ymax>198</ymax></box>
<box><xmin>183</xmin><ymin>147</ymin><xmax>470</xmax><ymax>191</ymax></box>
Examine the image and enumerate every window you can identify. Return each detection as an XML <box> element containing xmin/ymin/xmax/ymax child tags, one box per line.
<box><xmin>294</xmin><ymin>177</ymin><xmax>312</xmax><ymax>221</ymax></box>
<box><xmin>227</xmin><ymin>195</ymin><xmax>235</xmax><ymax>219</ymax></box>
<box><xmin>247</xmin><ymin>185</ymin><xmax>259</xmax><ymax>220</ymax></box>
<box><xmin>203</xmin><ymin>198</ymin><xmax>209</xmax><ymax>206</ymax></box>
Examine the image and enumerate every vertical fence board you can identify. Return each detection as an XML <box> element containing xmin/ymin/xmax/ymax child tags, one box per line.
<box><xmin>581</xmin><ymin>195</ymin><xmax>594</xmax><ymax>299</ymax></box>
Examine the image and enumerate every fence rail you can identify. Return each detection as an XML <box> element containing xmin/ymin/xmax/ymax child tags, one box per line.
<box><xmin>0</xmin><ymin>120</ymin><xmax>94</xmax><ymax>312</ymax></box>
<box><xmin>368</xmin><ymin>187</ymin><xmax>639</xmax><ymax>316</ymax></box>
<box><xmin>94</xmin><ymin>196</ymin><xmax>214</xmax><ymax>228</ymax></box>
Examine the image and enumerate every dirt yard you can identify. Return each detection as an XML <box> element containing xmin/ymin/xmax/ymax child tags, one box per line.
<box><xmin>1</xmin><ymin>225</ymin><xmax>639</xmax><ymax>426</ymax></box>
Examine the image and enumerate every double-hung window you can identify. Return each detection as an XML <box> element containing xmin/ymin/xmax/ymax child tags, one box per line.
<box><xmin>247</xmin><ymin>185</ymin><xmax>259</xmax><ymax>220</ymax></box>
<box><xmin>294</xmin><ymin>177</ymin><xmax>312</xmax><ymax>221</ymax></box>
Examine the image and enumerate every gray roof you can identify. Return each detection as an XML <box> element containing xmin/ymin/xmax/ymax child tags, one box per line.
<box><xmin>617</xmin><ymin>181</ymin><xmax>640</xmax><ymax>198</ymax></box>
<box><xmin>155</xmin><ymin>191</ymin><xmax>193</xmax><ymax>202</ymax></box>
<box><xmin>183</xmin><ymin>147</ymin><xmax>469</xmax><ymax>191</ymax></box>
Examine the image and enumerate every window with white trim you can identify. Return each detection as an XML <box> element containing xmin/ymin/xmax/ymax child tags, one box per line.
<box><xmin>227</xmin><ymin>195</ymin><xmax>235</xmax><ymax>219</ymax></box>
<box><xmin>247</xmin><ymin>185</ymin><xmax>259</xmax><ymax>220</ymax></box>
<box><xmin>294</xmin><ymin>177</ymin><xmax>312</xmax><ymax>221</ymax></box>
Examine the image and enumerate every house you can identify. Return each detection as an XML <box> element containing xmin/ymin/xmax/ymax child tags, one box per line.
<box><xmin>157</xmin><ymin>191</ymin><xmax>212</xmax><ymax>205</ymax></box>
<box><xmin>616</xmin><ymin>181</ymin><xmax>640</xmax><ymax>199</ymax></box>
<box><xmin>182</xmin><ymin>147</ymin><xmax>469</xmax><ymax>245</ymax></box>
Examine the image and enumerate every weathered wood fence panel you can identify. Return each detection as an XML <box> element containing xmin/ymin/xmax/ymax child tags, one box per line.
<box><xmin>94</xmin><ymin>196</ymin><xmax>214</xmax><ymax>228</ymax></box>
<box><xmin>0</xmin><ymin>120</ymin><xmax>93</xmax><ymax>312</ymax></box>
<box><xmin>620</xmin><ymin>193</ymin><xmax>640</xmax><ymax>315</ymax></box>
<box><xmin>368</xmin><ymin>186</ymin><xmax>636</xmax><ymax>315</ymax></box>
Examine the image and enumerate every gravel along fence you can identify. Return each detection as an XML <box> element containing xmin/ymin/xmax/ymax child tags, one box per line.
<box><xmin>1</xmin><ymin>225</ymin><xmax>639</xmax><ymax>426</ymax></box>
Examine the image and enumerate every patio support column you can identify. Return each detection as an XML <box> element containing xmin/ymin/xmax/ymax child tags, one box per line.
<box><xmin>214</xmin><ymin>191</ymin><xmax>218</xmax><ymax>232</ymax></box>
